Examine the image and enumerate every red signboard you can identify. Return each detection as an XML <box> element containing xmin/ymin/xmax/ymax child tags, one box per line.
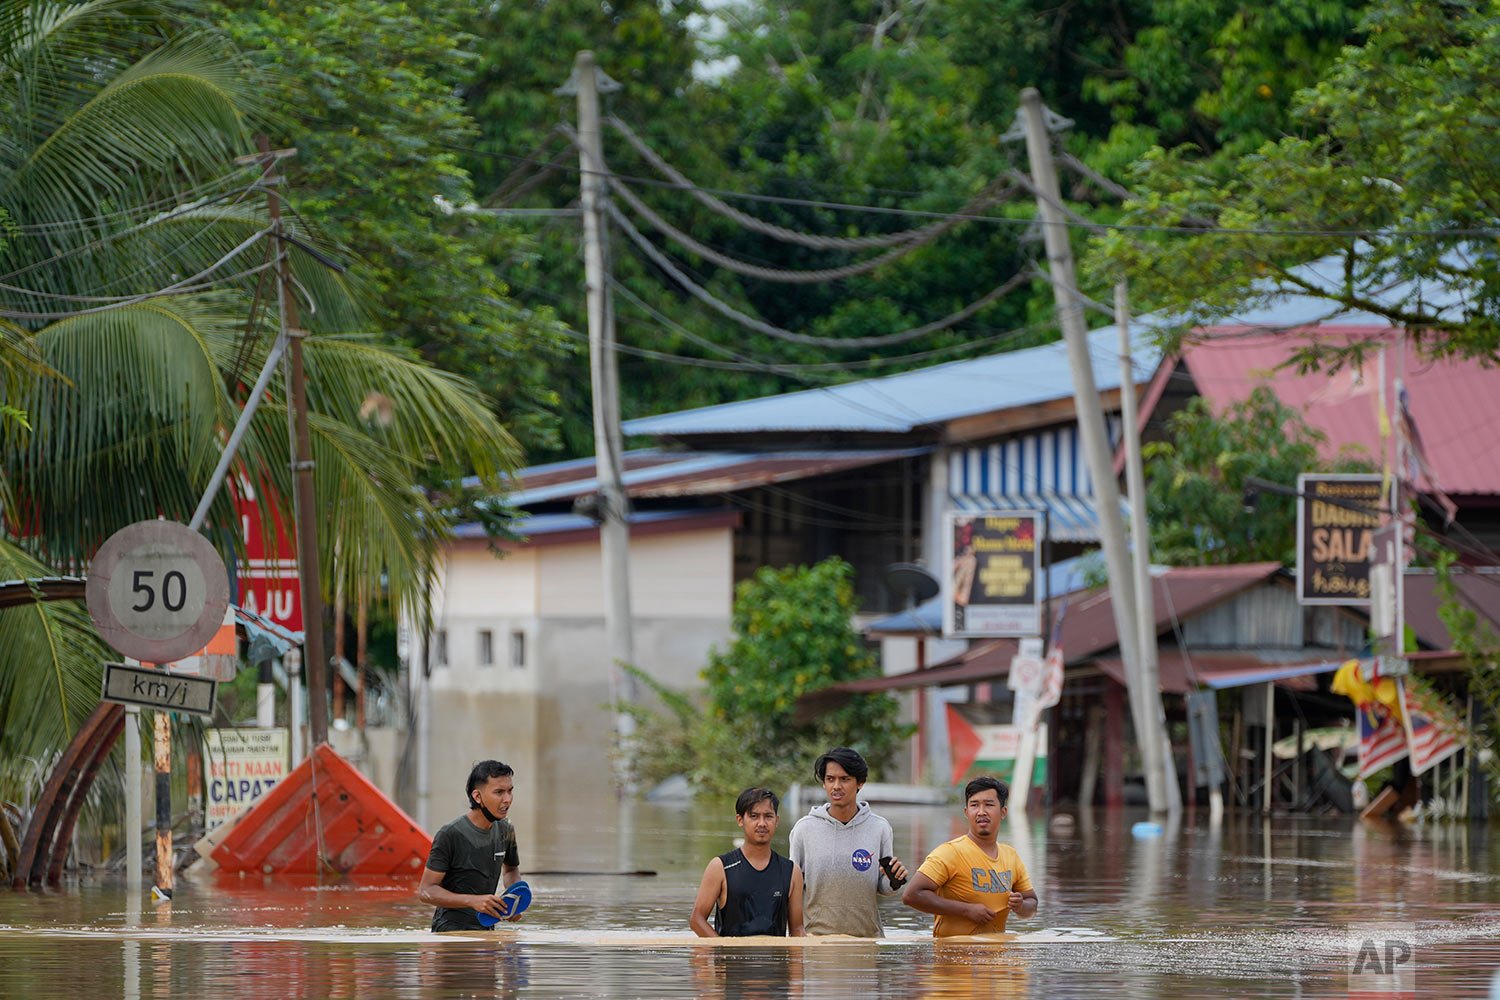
<box><xmin>233</xmin><ymin>478</ymin><xmax>302</xmax><ymax>632</ymax></box>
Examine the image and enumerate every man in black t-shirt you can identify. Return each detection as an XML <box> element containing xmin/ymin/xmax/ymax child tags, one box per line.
<box><xmin>417</xmin><ymin>759</ymin><xmax>523</xmax><ymax>931</ymax></box>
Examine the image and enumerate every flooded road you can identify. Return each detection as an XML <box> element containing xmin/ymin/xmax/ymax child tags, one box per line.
<box><xmin>3</xmin><ymin>803</ymin><xmax>1500</xmax><ymax>997</ymax></box>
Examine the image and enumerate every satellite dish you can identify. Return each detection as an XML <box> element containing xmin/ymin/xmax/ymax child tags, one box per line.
<box><xmin>884</xmin><ymin>562</ymin><xmax>940</xmax><ymax>608</ymax></box>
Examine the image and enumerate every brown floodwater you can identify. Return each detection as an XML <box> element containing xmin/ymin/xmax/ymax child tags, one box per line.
<box><xmin>3</xmin><ymin>802</ymin><xmax>1499</xmax><ymax>998</ymax></box>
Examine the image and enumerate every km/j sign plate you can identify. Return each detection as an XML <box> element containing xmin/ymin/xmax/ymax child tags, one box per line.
<box><xmin>101</xmin><ymin>661</ymin><xmax>217</xmax><ymax>717</ymax></box>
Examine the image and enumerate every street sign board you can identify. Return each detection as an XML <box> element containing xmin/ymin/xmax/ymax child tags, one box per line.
<box><xmin>1295</xmin><ymin>473</ymin><xmax>1383</xmax><ymax>606</ymax></box>
<box><xmin>233</xmin><ymin>477</ymin><xmax>302</xmax><ymax>632</ymax></box>
<box><xmin>204</xmin><ymin>728</ymin><xmax>288</xmax><ymax>829</ymax></box>
<box><xmin>86</xmin><ymin>520</ymin><xmax>231</xmax><ymax>663</ymax></box>
<box><xmin>101</xmin><ymin>661</ymin><xmax>217</xmax><ymax>716</ymax></box>
<box><xmin>943</xmin><ymin>510</ymin><xmax>1043</xmax><ymax>637</ymax></box>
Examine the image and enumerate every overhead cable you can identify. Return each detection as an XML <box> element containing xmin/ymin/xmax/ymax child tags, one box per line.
<box><xmin>608</xmin><ymin>114</ymin><xmax>1018</xmax><ymax>251</ymax></box>
<box><xmin>608</xmin><ymin>172</ymin><xmax>979</xmax><ymax>285</ymax></box>
<box><xmin>609</xmin><ymin>202</ymin><xmax>1033</xmax><ymax>349</ymax></box>
<box><xmin>0</xmin><ymin>228</ymin><xmax>276</xmax><ymax>321</ymax></box>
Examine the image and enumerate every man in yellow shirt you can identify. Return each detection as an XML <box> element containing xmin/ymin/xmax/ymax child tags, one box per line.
<box><xmin>902</xmin><ymin>776</ymin><xmax>1038</xmax><ymax>936</ymax></box>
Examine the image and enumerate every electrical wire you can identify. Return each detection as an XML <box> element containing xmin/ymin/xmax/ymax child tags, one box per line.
<box><xmin>465</xmin><ymin>132</ymin><xmax>1500</xmax><ymax>239</ymax></box>
<box><xmin>608</xmin><ymin>114</ymin><xmax>1020</xmax><ymax>251</ymax></box>
<box><xmin>610</xmin><ymin>201</ymin><xmax>1033</xmax><ymax>349</ymax></box>
<box><xmin>0</xmin><ymin>228</ymin><xmax>275</xmax><ymax>321</ymax></box>
<box><xmin>608</xmin><ymin>168</ymin><xmax>999</xmax><ymax>285</ymax></box>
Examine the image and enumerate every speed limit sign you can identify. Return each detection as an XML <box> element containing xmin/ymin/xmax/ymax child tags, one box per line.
<box><xmin>85</xmin><ymin>520</ymin><xmax>231</xmax><ymax>663</ymax></box>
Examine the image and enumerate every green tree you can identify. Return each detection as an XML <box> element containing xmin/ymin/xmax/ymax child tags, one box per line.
<box><xmin>618</xmin><ymin>557</ymin><xmax>908</xmax><ymax>798</ymax></box>
<box><xmin>1144</xmin><ymin>386</ymin><xmax>1368</xmax><ymax>565</ymax></box>
<box><xmin>1090</xmin><ymin>0</ymin><xmax>1500</xmax><ymax>367</ymax></box>
<box><xmin>703</xmin><ymin>558</ymin><xmax>907</xmax><ymax>795</ymax></box>
<box><xmin>210</xmin><ymin>0</ymin><xmax>572</xmax><ymax>455</ymax></box>
<box><xmin>0</xmin><ymin>1</ymin><xmax>517</xmax><ymax>803</ymax></box>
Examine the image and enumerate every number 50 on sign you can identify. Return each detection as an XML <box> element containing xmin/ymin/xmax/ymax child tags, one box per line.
<box><xmin>86</xmin><ymin>521</ymin><xmax>231</xmax><ymax>664</ymax></box>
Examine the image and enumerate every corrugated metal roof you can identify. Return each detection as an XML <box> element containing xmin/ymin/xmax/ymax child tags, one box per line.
<box><xmin>1184</xmin><ymin>332</ymin><xmax>1500</xmax><ymax>495</ymax></box>
<box><xmin>497</xmin><ymin>447</ymin><xmax>927</xmax><ymax>507</ymax></box>
<box><xmin>623</xmin><ymin>323</ymin><xmax>1164</xmax><ymax>438</ymax></box>
<box><xmin>1092</xmin><ymin>652</ymin><xmax>1339</xmax><ymax>694</ymax></box>
<box><xmin>821</xmin><ymin>563</ymin><xmax>1285</xmax><ymax>704</ymax></box>
<box><xmin>452</xmin><ymin>508</ymin><xmax>739</xmax><ymax>543</ymax></box>
<box><xmin>1399</xmin><ymin>568</ymin><xmax>1500</xmax><ymax>650</ymax></box>
<box><xmin>1197</xmin><ymin>250</ymin><xmax>1478</xmax><ymax>331</ymax></box>
<box><xmin>621</xmin><ymin>249</ymin><xmax>1475</xmax><ymax>441</ymax></box>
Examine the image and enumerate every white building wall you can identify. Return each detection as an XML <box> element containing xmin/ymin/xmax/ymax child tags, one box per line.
<box><xmin>412</xmin><ymin>524</ymin><xmax>735</xmax><ymax>825</ymax></box>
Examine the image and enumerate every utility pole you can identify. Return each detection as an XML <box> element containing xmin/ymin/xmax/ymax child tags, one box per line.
<box><xmin>562</xmin><ymin>52</ymin><xmax>637</xmax><ymax>735</ymax></box>
<box><xmin>255</xmin><ymin>136</ymin><xmax>330</xmax><ymax>748</ymax></box>
<box><xmin>1012</xmin><ymin>88</ymin><xmax>1168</xmax><ymax>813</ymax></box>
<box><xmin>1115</xmin><ymin>282</ymin><xmax>1182</xmax><ymax>815</ymax></box>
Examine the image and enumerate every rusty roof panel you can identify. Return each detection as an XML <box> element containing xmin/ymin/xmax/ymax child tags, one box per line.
<box><xmin>500</xmin><ymin>447</ymin><xmax>927</xmax><ymax>507</ymax></box>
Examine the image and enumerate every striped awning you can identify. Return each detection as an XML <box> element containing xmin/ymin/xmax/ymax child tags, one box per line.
<box><xmin>949</xmin><ymin>492</ymin><xmax>1105</xmax><ymax>542</ymax></box>
<box><xmin>947</xmin><ymin>421</ymin><xmax>1123</xmax><ymax>543</ymax></box>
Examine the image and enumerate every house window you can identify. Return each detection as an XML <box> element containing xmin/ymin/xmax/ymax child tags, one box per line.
<box><xmin>478</xmin><ymin>629</ymin><xmax>494</xmax><ymax>666</ymax></box>
<box><xmin>510</xmin><ymin>631</ymin><xmax>526</xmax><ymax>669</ymax></box>
<box><xmin>435</xmin><ymin>629</ymin><xmax>448</xmax><ymax>666</ymax></box>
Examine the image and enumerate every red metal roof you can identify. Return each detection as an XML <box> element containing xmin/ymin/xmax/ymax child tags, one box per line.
<box><xmin>1181</xmin><ymin>330</ymin><xmax>1500</xmax><ymax>495</ymax></box>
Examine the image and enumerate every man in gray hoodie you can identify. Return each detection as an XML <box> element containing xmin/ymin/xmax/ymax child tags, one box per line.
<box><xmin>788</xmin><ymin>747</ymin><xmax>908</xmax><ymax>936</ymax></box>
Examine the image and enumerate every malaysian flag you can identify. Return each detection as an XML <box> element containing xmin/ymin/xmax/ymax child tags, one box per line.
<box><xmin>1400</xmin><ymin>680</ymin><xmax>1464</xmax><ymax>775</ymax></box>
<box><xmin>1358</xmin><ymin>699</ymin><xmax>1409</xmax><ymax>779</ymax></box>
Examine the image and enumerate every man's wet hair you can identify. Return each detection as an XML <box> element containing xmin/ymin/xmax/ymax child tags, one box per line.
<box><xmin>814</xmin><ymin>746</ymin><xmax>869</xmax><ymax>784</ymax></box>
<box><xmin>736</xmin><ymin>786</ymin><xmax>780</xmax><ymax>816</ymax></box>
<box><xmin>964</xmin><ymin>775</ymin><xmax>1009</xmax><ymax>808</ymax></box>
<box><xmin>466</xmin><ymin>759</ymin><xmax>514</xmax><ymax>807</ymax></box>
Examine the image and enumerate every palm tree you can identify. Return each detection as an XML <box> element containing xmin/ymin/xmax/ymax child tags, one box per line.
<box><xmin>0</xmin><ymin>1</ymin><xmax>520</xmax><ymax>819</ymax></box>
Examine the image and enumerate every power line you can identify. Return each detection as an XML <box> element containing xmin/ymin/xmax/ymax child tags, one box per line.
<box><xmin>491</xmin><ymin>127</ymin><xmax>1500</xmax><ymax>239</ymax></box>
<box><xmin>609</xmin><ymin>202</ymin><xmax>1034</xmax><ymax>349</ymax></box>
<box><xmin>608</xmin><ymin>114</ymin><xmax>1020</xmax><ymax>251</ymax></box>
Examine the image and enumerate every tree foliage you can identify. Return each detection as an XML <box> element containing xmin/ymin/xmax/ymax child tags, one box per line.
<box><xmin>1144</xmin><ymin>386</ymin><xmax>1369</xmax><ymax>566</ymax></box>
<box><xmin>1090</xmin><ymin>0</ymin><xmax>1500</xmax><ymax>367</ymax></box>
<box><xmin>0</xmin><ymin>0</ymin><xmax>517</xmax><ymax>794</ymax></box>
<box><xmin>210</xmin><ymin>0</ymin><xmax>572</xmax><ymax>455</ymax></box>
<box><xmin>619</xmin><ymin>557</ymin><xmax>909</xmax><ymax>798</ymax></box>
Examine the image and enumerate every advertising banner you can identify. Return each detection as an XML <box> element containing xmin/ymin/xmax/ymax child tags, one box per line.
<box><xmin>205</xmin><ymin>727</ymin><xmax>289</xmax><ymax>830</ymax></box>
<box><xmin>1296</xmin><ymin>473</ymin><xmax>1383</xmax><ymax>606</ymax></box>
<box><xmin>943</xmin><ymin>510</ymin><xmax>1042</xmax><ymax>637</ymax></box>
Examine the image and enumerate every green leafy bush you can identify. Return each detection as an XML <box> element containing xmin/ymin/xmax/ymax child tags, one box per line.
<box><xmin>616</xmin><ymin>558</ymin><xmax>911</xmax><ymax>798</ymax></box>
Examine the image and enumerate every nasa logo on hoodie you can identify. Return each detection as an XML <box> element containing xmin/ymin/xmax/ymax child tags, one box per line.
<box><xmin>851</xmin><ymin>849</ymin><xmax>874</xmax><ymax>872</ymax></box>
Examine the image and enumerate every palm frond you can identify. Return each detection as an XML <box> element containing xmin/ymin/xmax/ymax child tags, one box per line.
<box><xmin>0</xmin><ymin>536</ymin><xmax>107</xmax><ymax>792</ymax></box>
<box><xmin>3</xmin><ymin>32</ymin><xmax>251</xmax><ymax>227</ymax></box>
<box><xmin>8</xmin><ymin>294</ymin><xmax>240</xmax><ymax>563</ymax></box>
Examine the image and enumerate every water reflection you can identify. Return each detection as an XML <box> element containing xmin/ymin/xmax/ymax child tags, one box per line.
<box><xmin>4</xmin><ymin>804</ymin><xmax>1500</xmax><ymax>998</ymax></box>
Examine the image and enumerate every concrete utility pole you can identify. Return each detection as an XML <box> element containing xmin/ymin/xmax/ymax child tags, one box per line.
<box><xmin>1014</xmin><ymin>88</ymin><xmax>1168</xmax><ymax>813</ymax></box>
<box><xmin>564</xmin><ymin>52</ymin><xmax>637</xmax><ymax>728</ymax></box>
<box><xmin>1115</xmin><ymin>282</ymin><xmax>1182</xmax><ymax>815</ymax></box>
<box><xmin>256</xmin><ymin>136</ymin><xmax>330</xmax><ymax>748</ymax></box>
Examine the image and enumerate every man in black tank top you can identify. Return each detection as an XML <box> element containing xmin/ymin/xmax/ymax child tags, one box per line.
<box><xmin>690</xmin><ymin>787</ymin><xmax>805</xmax><ymax>937</ymax></box>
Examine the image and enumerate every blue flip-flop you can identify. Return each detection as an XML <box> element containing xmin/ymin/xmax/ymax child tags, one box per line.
<box><xmin>477</xmin><ymin>880</ymin><xmax>532</xmax><ymax>927</ymax></box>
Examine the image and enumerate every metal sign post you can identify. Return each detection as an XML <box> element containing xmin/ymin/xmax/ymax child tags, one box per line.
<box><xmin>88</xmin><ymin>520</ymin><xmax>230</xmax><ymax>902</ymax></box>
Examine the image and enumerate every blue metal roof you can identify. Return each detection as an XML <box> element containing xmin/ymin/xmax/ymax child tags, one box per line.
<box><xmin>623</xmin><ymin>322</ymin><xmax>1164</xmax><ymax>437</ymax></box>
<box><xmin>1202</xmin><ymin>248</ymin><xmax>1479</xmax><ymax>331</ymax></box>
<box><xmin>622</xmin><ymin>248</ymin><xmax>1477</xmax><ymax>440</ymax></box>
